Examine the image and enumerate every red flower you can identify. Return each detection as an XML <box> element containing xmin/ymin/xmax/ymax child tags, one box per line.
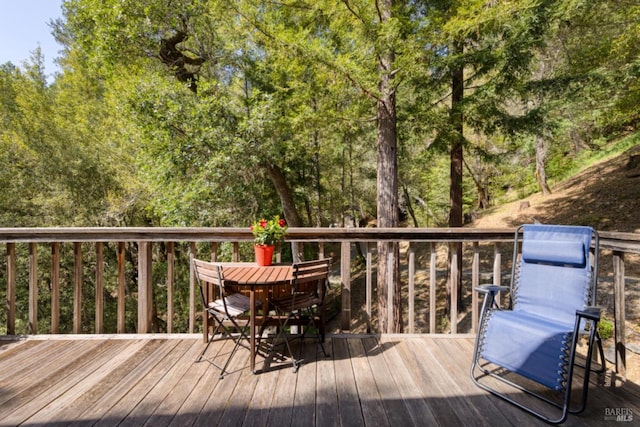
<box><xmin>259</xmin><ymin>219</ymin><xmax>268</xmax><ymax>228</ymax></box>
<box><xmin>278</xmin><ymin>218</ymin><xmax>286</xmax><ymax>227</ymax></box>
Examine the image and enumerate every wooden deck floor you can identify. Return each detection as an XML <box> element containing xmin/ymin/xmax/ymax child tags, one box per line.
<box><xmin>0</xmin><ymin>334</ymin><xmax>638</xmax><ymax>427</ymax></box>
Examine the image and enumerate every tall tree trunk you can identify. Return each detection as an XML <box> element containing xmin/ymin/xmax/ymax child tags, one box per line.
<box><xmin>448</xmin><ymin>41</ymin><xmax>464</xmax><ymax>314</ymax></box>
<box><xmin>264</xmin><ymin>162</ymin><xmax>304</xmax><ymax>260</ymax></box>
<box><xmin>376</xmin><ymin>0</ymin><xmax>402</xmax><ymax>334</ymax></box>
<box><xmin>535</xmin><ymin>134</ymin><xmax>552</xmax><ymax>195</ymax></box>
<box><xmin>264</xmin><ymin>162</ymin><xmax>302</xmax><ymax>227</ymax></box>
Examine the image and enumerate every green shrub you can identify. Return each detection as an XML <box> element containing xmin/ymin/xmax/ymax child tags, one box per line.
<box><xmin>598</xmin><ymin>317</ymin><xmax>614</xmax><ymax>340</ymax></box>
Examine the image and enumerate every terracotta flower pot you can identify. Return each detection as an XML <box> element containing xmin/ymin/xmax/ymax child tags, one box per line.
<box><xmin>254</xmin><ymin>244</ymin><xmax>275</xmax><ymax>266</ymax></box>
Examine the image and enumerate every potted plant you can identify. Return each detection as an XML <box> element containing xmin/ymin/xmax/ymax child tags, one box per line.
<box><xmin>250</xmin><ymin>215</ymin><xmax>288</xmax><ymax>266</ymax></box>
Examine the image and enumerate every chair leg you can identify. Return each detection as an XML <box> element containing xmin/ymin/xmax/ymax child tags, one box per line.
<box><xmin>196</xmin><ymin>320</ymin><xmax>224</xmax><ymax>362</ymax></box>
<box><xmin>197</xmin><ymin>317</ymin><xmax>251</xmax><ymax>379</ymax></box>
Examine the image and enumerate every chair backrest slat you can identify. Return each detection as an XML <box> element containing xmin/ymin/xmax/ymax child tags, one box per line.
<box><xmin>292</xmin><ymin>258</ymin><xmax>330</xmax><ymax>292</ymax></box>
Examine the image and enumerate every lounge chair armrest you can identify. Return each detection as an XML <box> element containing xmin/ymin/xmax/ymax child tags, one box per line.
<box><xmin>475</xmin><ymin>284</ymin><xmax>509</xmax><ymax>295</ymax></box>
<box><xmin>576</xmin><ymin>306</ymin><xmax>601</xmax><ymax>321</ymax></box>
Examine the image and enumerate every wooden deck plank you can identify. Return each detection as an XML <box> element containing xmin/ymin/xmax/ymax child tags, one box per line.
<box><xmin>0</xmin><ymin>340</ymin><xmax>92</xmax><ymax>404</ymax></box>
<box><xmin>70</xmin><ymin>339</ymin><xmax>180</xmax><ymax>427</ymax></box>
<box><xmin>394</xmin><ymin>337</ymin><xmax>471</xmax><ymax>426</ymax></box>
<box><xmin>377</xmin><ymin>338</ymin><xmax>440</xmax><ymax>426</ymax></box>
<box><xmin>0</xmin><ymin>335</ymin><xmax>637</xmax><ymax>427</ymax></box>
<box><xmin>291</xmin><ymin>338</ymin><xmax>319</xmax><ymax>425</ymax></box>
<box><xmin>116</xmin><ymin>339</ymin><xmax>198</xmax><ymax>427</ymax></box>
<box><xmin>332</xmin><ymin>338</ymin><xmax>365</xmax><ymax>427</ymax></box>
<box><xmin>215</xmin><ymin>348</ymin><xmax>261</xmax><ymax>427</ymax></box>
<box><xmin>436</xmin><ymin>338</ymin><xmax>545</xmax><ymax>426</ymax></box>
<box><xmin>20</xmin><ymin>339</ymin><xmax>150</xmax><ymax>426</ymax></box>
<box><xmin>261</xmin><ymin>342</ymin><xmax>297</xmax><ymax>427</ymax></box>
<box><xmin>93</xmin><ymin>339</ymin><xmax>192</xmax><ymax>427</ymax></box>
<box><xmin>130</xmin><ymin>339</ymin><xmax>206</xmax><ymax>427</ymax></box>
<box><xmin>314</xmin><ymin>339</ymin><xmax>339</xmax><ymax>427</ymax></box>
<box><xmin>1</xmin><ymin>339</ymin><xmax>125</xmax><ymax>426</ymax></box>
<box><xmin>346</xmin><ymin>337</ymin><xmax>390</xmax><ymax>427</ymax></box>
<box><xmin>167</xmin><ymin>342</ymin><xmax>225</xmax><ymax>427</ymax></box>
<box><xmin>0</xmin><ymin>339</ymin><xmax>61</xmax><ymax>379</ymax></box>
<box><xmin>241</xmin><ymin>357</ymin><xmax>279</xmax><ymax>427</ymax></box>
<box><xmin>414</xmin><ymin>336</ymin><xmax>520</xmax><ymax>426</ymax></box>
<box><xmin>0</xmin><ymin>340</ymin><xmax>107</xmax><ymax>419</ymax></box>
<box><xmin>193</xmin><ymin>339</ymin><xmax>250</xmax><ymax>427</ymax></box>
<box><xmin>358</xmin><ymin>337</ymin><xmax>411</xmax><ymax>427</ymax></box>
<box><xmin>54</xmin><ymin>339</ymin><xmax>167</xmax><ymax>427</ymax></box>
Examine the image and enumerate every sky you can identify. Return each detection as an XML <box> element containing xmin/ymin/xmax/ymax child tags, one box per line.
<box><xmin>0</xmin><ymin>0</ymin><xmax>65</xmax><ymax>79</ymax></box>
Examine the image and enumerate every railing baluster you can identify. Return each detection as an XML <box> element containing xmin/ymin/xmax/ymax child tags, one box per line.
<box><xmin>6</xmin><ymin>243</ymin><xmax>16</xmax><ymax>335</ymax></box>
<box><xmin>117</xmin><ymin>242</ymin><xmax>126</xmax><ymax>333</ymax></box>
<box><xmin>189</xmin><ymin>242</ymin><xmax>196</xmax><ymax>334</ymax></box>
<box><xmin>29</xmin><ymin>243</ymin><xmax>38</xmax><ymax>334</ymax></box>
<box><xmin>450</xmin><ymin>245</ymin><xmax>458</xmax><ymax>334</ymax></box>
<box><xmin>73</xmin><ymin>242</ymin><xmax>82</xmax><ymax>334</ymax></box>
<box><xmin>408</xmin><ymin>243</ymin><xmax>415</xmax><ymax>334</ymax></box>
<box><xmin>493</xmin><ymin>243</ymin><xmax>502</xmax><ymax>306</ymax></box>
<box><xmin>366</xmin><ymin>242</ymin><xmax>373</xmax><ymax>333</ymax></box>
<box><xmin>613</xmin><ymin>251</ymin><xmax>626</xmax><ymax>381</ymax></box>
<box><xmin>51</xmin><ymin>242</ymin><xmax>60</xmax><ymax>333</ymax></box>
<box><xmin>471</xmin><ymin>242</ymin><xmax>480</xmax><ymax>333</ymax></box>
<box><xmin>167</xmin><ymin>242</ymin><xmax>175</xmax><ymax>334</ymax></box>
<box><xmin>232</xmin><ymin>242</ymin><xmax>239</xmax><ymax>262</ymax></box>
<box><xmin>429</xmin><ymin>243</ymin><xmax>436</xmax><ymax>334</ymax></box>
<box><xmin>95</xmin><ymin>242</ymin><xmax>104</xmax><ymax>334</ymax></box>
<box><xmin>340</xmin><ymin>241</ymin><xmax>351</xmax><ymax>331</ymax></box>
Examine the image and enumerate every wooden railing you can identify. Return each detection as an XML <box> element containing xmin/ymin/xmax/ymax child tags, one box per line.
<box><xmin>1</xmin><ymin>227</ymin><xmax>638</xmax><ymax>376</ymax></box>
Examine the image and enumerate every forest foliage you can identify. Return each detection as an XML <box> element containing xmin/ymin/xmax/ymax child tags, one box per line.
<box><xmin>1</xmin><ymin>0</ymin><xmax>638</xmax><ymax>230</ymax></box>
<box><xmin>1</xmin><ymin>0</ymin><xmax>639</xmax><ymax>334</ymax></box>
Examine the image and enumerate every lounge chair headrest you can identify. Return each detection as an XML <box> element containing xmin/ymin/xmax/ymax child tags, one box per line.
<box><xmin>521</xmin><ymin>239</ymin><xmax>586</xmax><ymax>267</ymax></box>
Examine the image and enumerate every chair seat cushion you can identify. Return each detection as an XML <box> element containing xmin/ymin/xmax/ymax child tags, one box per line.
<box><xmin>480</xmin><ymin>310</ymin><xmax>574</xmax><ymax>391</ymax></box>
<box><xmin>209</xmin><ymin>293</ymin><xmax>252</xmax><ymax>317</ymax></box>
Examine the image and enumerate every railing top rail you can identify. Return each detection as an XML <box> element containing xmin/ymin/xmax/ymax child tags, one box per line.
<box><xmin>0</xmin><ymin>227</ymin><xmax>638</xmax><ymax>252</ymax></box>
<box><xmin>0</xmin><ymin>227</ymin><xmax>515</xmax><ymax>243</ymax></box>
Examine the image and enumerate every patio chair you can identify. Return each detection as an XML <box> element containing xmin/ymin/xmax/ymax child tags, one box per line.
<box><xmin>471</xmin><ymin>224</ymin><xmax>606</xmax><ymax>424</ymax></box>
<box><xmin>269</xmin><ymin>258</ymin><xmax>331</xmax><ymax>372</ymax></box>
<box><xmin>193</xmin><ymin>258</ymin><xmax>251</xmax><ymax>379</ymax></box>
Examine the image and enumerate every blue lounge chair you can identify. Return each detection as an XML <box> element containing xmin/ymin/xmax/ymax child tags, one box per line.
<box><xmin>471</xmin><ymin>224</ymin><xmax>606</xmax><ymax>424</ymax></box>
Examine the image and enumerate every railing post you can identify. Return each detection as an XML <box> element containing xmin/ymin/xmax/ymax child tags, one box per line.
<box><xmin>137</xmin><ymin>241</ymin><xmax>153</xmax><ymax>333</ymax></box>
<box><xmin>613</xmin><ymin>251</ymin><xmax>626</xmax><ymax>380</ymax></box>
<box><xmin>6</xmin><ymin>243</ymin><xmax>16</xmax><ymax>335</ymax></box>
<box><xmin>51</xmin><ymin>243</ymin><xmax>60</xmax><ymax>333</ymax></box>
<box><xmin>29</xmin><ymin>243</ymin><xmax>38</xmax><ymax>334</ymax></box>
<box><xmin>340</xmin><ymin>241</ymin><xmax>351</xmax><ymax>331</ymax></box>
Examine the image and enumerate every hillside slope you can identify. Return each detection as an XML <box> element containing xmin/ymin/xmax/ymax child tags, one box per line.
<box><xmin>472</xmin><ymin>144</ymin><xmax>640</xmax><ymax>233</ymax></box>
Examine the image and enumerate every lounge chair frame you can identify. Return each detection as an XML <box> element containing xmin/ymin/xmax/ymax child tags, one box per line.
<box><xmin>471</xmin><ymin>224</ymin><xmax>606</xmax><ymax>424</ymax></box>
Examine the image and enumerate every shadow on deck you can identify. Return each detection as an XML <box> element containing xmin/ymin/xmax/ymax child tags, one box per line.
<box><xmin>0</xmin><ymin>334</ymin><xmax>638</xmax><ymax>426</ymax></box>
